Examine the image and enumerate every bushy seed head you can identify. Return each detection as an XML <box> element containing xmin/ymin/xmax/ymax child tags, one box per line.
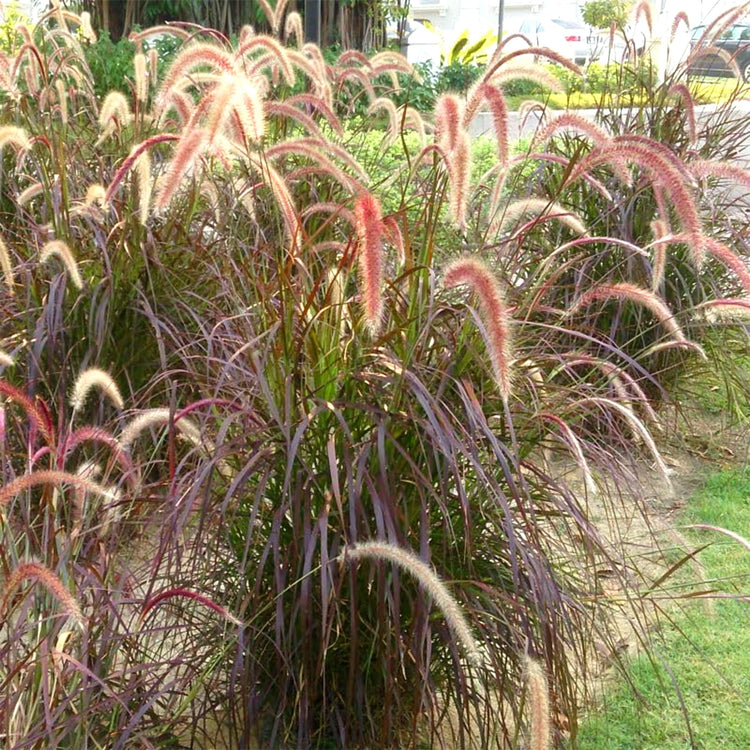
<box><xmin>70</xmin><ymin>367</ymin><xmax>124</xmax><ymax>413</ymax></box>
<box><xmin>40</xmin><ymin>240</ymin><xmax>83</xmax><ymax>290</ymax></box>
<box><xmin>354</xmin><ymin>192</ymin><xmax>384</xmax><ymax>335</ymax></box>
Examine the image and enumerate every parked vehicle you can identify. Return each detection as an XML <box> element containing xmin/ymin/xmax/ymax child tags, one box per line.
<box><xmin>688</xmin><ymin>23</ymin><xmax>750</xmax><ymax>82</ymax></box>
<box><xmin>517</xmin><ymin>17</ymin><xmax>592</xmax><ymax>65</ymax></box>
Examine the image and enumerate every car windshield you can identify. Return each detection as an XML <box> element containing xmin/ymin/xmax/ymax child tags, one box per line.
<box><xmin>552</xmin><ymin>19</ymin><xmax>584</xmax><ymax>29</ymax></box>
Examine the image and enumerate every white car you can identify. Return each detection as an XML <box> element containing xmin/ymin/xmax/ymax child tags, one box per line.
<box><xmin>517</xmin><ymin>17</ymin><xmax>592</xmax><ymax>65</ymax></box>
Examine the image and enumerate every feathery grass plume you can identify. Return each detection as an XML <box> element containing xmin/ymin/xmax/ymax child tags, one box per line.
<box><xmin>104</xmin><ymin>133</ymin><xmax>179</xmax><ymax>207</ymax></box>
<box><xmin>524</xmin><ymin>656</ymin><xmax>551</xmax><ymax>750</ymax></box>
<box><xmin>492</xmin><ymin>62</ymin><xmax>563</xmax><ymax>92</ymax></box>
<box><xmin>0</xmin><ymin>381</ymin><xmax>52</xmax><ymax>443</ymax></box>
<box><xmin>569</xmin><ymin>282</ymin><xmax>686</xmax><ymax>342</ymax></box>
<box><xmin>668</xmin><ymin>83</ymin><xmax>696</xmax><ymax>144</ymax></box>
<box><xmin>267</xmin><ymin>101</ymin><xmax>324</xmax><ymax>138</ymax></box>
<box><xmin>670</xmin><ymin>10</ymin><xmax>690</xmax><ymax>40</ymax></box>
<box><xmin>0</xmin><ymin>125</ymin><xmax>31</xmax><ymax>153</ymax></box>
<box><xmin>301</xmin><ymin>201</ymin><xmax>355</xmax><ymax>226</ymax></box>
<box><xmin>368</xmin><ymin>97</ymin><xmax>400</xmax><ymax>145</ymax></box>
<box><xmin>567</xmin><ymin>139</ymin><xmax>703</xmax><ymax>265</ymax></box>
<box><xmin>448</xmin><ymin>130</ymin><xmax>471</xmax><ymax>228</ymax></box>
<box><xmin>84</xmin><ymin>183</ymin><xmax>106</xmax><ymax>207</ymax></box>
<box><xmin>496</xmin><ymin>197</ymin><xmax>587</xmax><ymax>236</ymax></box>
<box><xmin>70</xmin><ymin>367</ymin><xmax>124</xmax><ymax>414</ymax></box>
<box><xmin>354</xmin><ymin>191</ymin><xmax>384</xmax><ymax>334</ymax></box>
<box><xmin>530</xmin><ymin>111</ymin><xmax>610</xmax><ymax>151</ymax></box>
<box><xmin>135</xmin><ymin>150</ymin><xmax>151</xmax><ymax>224</ymax></box>
<box><xmin>0</xmin><ymin>470</ymin><xmax>113</xmax><ymax>509</ymax></box>
<box><xmin>486</xmin><ymin>46</ymin><xmax>582</xmax><ymax>80</ymax></box>
<box><xmin>705</xmin><ymin>237</ymin><xmax>750</xmax><ymax>294</ymax></box>
<box><xmin>540</xmin><ymin>413</ymin><xmax>596</xmax><ymax>496</ymax></box>
<box><xmin>141</xmin><ymin>587</ymin><xmax>243</xmax><ymax>626</ymax></box>
<box><xmin>235</xmin><ymin>35</ymin><xmax>294</xmax><ymax>85</ymax></box>
<box><xmin>80</xmin><ymin>10</ymin><xmax>95</xmax><ymax>42</ymax></box>
<box><xmin>632</xmin><ymin>0</ymin><xmax>653</xmax><ymax>35</ymax></box>
<box><xmin>40</xmin><ymin>240</ymin><xmax>83</xmax><ymax>290</ymax></box>
<box><xmin>581</xmin><ymin>397</ymin><xmax>672</xmax><ymax>486</ymax></box>
<box><xmin>342</xmin><ymin>541</ymin><xmax>483</xmax><ymax>667</ymax></box>
<box><xmin>444</xmin><ymin>258</ymin><xmax>513</xmax><ymax>402</ymax></box>
<box><xmin>203</xmin><ymin>74</ymin><xmax>237</xmax><ymax>143</ymax></box>
<box><xmin>470</xmin><ymin>82</ymin><xmax>509</xmax><ymax>165</ymax></box>
<box><xmin>134</xmin><ymin>52</ymin><xmax>148</xmax><ymax>102</ymax></box>
<box><xmin>0</xmin><ymin>231</ymin><xmax>14</xmax><ymax>296</ymax></box>
<box><xmin>284</xmin><ymin>11</ymin><xmax>303</xmax><ymax>46</ymax></box>
<box><xmin>229</xmin><ymin>76</ymin><xmax>266</xmax><ymax>143</ymax></box>
<box><xmin>55</xmin><ymin>78</ymin><xmax>68</xmax><ymax>125</ymax></box>
<box><xmin>687</xmin><ymin>524</ymin><xmax>750</xmax><ymax>554</ymax></box>
<box><xmin>17</xmin><ymin>181</ymin><xmax>43</xmax><ymax>206</ymax></box>
<box><xmin>690</xmin><ymin>159</ymin><xmax>750</xmax><ymax>187</ymax></box>
<box><xmin>650</xmin><ymin>220</ymin><xmax>669</xmax><ymax>291</ymax></box>
<box><xmin>383</xmin><ymin>215</ymin><xmax>405</xmax><ymax>266</ymax></box>
<box><xmin>285</xmin><ymin>94</ymin><xmax>342</xmax><ymax>136</ymax></box>
<box><xmin>157</xmin><ymin>44</ymin><xmax>234</xmax><ymax>104</ymax></box>
<box><xmin>98</xmin><ymin>91</ymin><xmax>132</xmax><ymax>132</ymax></box>
<box><xmin>0</xmin><ymin>350</ymin><xmax>13</xmax><ymax>367</ymax></box>
<box><xmin>434</xmin><ymin>93</ymin><xmax>463</xmax><ymax>152</ymax></box>
<box><xmin>518</xmin><ymin>99</ymin><xmax>546</xmax><ymax>130</ymax></box>
<box><xmin>258</xmin><ymin>0</ymin><xmax>289</xmax><ymax>34</ymax></box>
<box><xmin>1</xmin><ymin>561</ymin><xmax>84</xmax><ymax>628</ymax></box>
<box><xmin>697</xmin><ymin>298</ymin><xmax>750</xmax><ymax>323</ymax></box>
<box><xmin>153</xmin><ymin>128</ymin><xmax>207</xmax><ymax>211</ymax></box>
<box><xmin>148</xmin><ymin>47</ymin><xmax>158</xmax><ymax>81</ymax></box>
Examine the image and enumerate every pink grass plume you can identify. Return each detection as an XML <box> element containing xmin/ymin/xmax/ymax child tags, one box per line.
<box><xmin>141</xmin><ymin>587</ymin><xmax>243</xmax><ymax>626</ymax></box>
<box><xmin>354</xmin><ymin>191</ymin><xmax>384</xmax><ymax>335</ymax></box>
<box><xmin>443</xmin><ymin>258</ymin><xmax>514</xmax><ymax>403</ymax></box>
<box><xmin>1</xmin><ymin>561</ymin><xmax>85</xmax><ymax>628</ymax></box>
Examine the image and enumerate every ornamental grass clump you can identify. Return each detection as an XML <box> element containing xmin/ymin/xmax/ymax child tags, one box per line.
<box><xmin>0</xmin><ymin>2</ymin><xmax>749</xmax><ymax>747</ymax></box>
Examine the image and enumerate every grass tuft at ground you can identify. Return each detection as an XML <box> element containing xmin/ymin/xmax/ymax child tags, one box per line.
<box><xmin>576</xmin><ymin>468</ymin><xmax>750</xmax><ymax>749</ymax></box>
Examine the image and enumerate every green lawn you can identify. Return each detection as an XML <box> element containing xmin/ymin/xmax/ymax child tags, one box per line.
<box><xmin>575</xmin><ymin>468</ymin><xmax>750</xmax><ymax>749</ymax></box>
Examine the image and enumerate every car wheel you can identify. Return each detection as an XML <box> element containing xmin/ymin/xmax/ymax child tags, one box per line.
<box><xmin>743</xmin><ymin>61</ymin><xmax>750</xmax><ymax>82</ymax></box>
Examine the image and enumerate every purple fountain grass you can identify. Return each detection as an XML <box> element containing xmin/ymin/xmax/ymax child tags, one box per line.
<box><xmin>650</xmin><ymin>220</ymin><xmax>669</xmax><ymax>291</ymax></box>
<box><xmin>383</xmin><ymin>215</ymin><xmax>406</xmax><ymax>267</ymax></box>
<box><xmin>141</xmin><ymin>587</ymin><xmax>243</xmax><ymax>626</ymax></box>
<box><xmin>55</xmin><ymin>79</ymin><xmax>68</xmax><ymax>125</ymax></box>
<box><xmin>70</xmin><ymin>367</ymin><xmax>124</xmax><ymax>414</ymax></box>
<box><xmin>235</xmin><ymin>35</ymin><xmax>294</xmax><ymax>85</ymax></box>
<box><xmin>0</xmin><ymin>125</ymin><xmax>31</xmax><ymax>153</ymax></box>
<box><xmin>448</xmin><ymin>130</ymin><xmax>472</xmax><ymax>228</ymax></box>
<box><xmin>335</xmin><ymin>66</ymin><xmax>376</xmax><ymax>102</ymax></box>
<box><xmin>569</xmin><ymin>282</ymin><xmax>687</xmax><ymax>343</ymax></box>
<box><xmin>153</xmin><ymin>128</ymin><xmax>208</xmax><ymax>212</ymax></box>
<box><xmin>61</xmin><ymin>426</ymin><xmax>135</xmax><ymax>480</ymax></box>
<box><xmin>530</xmin><ymin>112</ymin><xmax>611</xmax><ymax>151</ymax></box>
<box><xmin>156</xmin><ymin>43</ymin><xmax>234</xmax><ymax>106</ymax></box>
<box><xmin>434</xmin><ymin>93</ymin><xmax>463</xmax><ymax>153</ymax></box>
<box><xmin>567</xmin><ymin>139</ymin><xmax>704</xmax><ymax>265</ymax></box>
<box><xmin>690</xmin><ymin>159</ymin><xmax>750</xmax><ymax>187</ymax></box>
<box><xmin>337</xmin><ymin>49</ymin><xmax>371</xmax><ymax>68</ymax></box>
<box><xmin>0</xmin><ymin>470</ymin><xmax>113</xmax><ymax>509</ymax></box>
<box><xmin>267</xmin><ymin>100</ymin><xmax>324</xmax><ymax>139</ymax></box>
<box><xmin>17</xmin><ymin>182</ymin><xmax>44</xmax><ymax>206</ymax></box>
<box><xmin>342</xmin><ymin>541</ymin><xmax>483</xmax><ymax>667</ymax></box>
<box><xmin>697</xmin><ymin>298</ymin><xmax>750</xmax><ymax>323</ymax></box>
<box><xmin>40</xmin><ymin>239</ymin><xmax>83</xmax><ymax>290</ymax></box>
<box><xmin>540</xmin><ymin>413</ymin><xmax>597</xmax><ymax>496</ymax></box>
<box><xmin>0</xmin><ymin>380</ymin><xmax>53</xmax><ymax>444</ymax></box>
<box><xmin>368</xmin><ymin>97</ymin><xmax>399</xmax><ymax>144</ymax></box>
<box><xmin>0</xmin><ymin>350</ymin><xmax>14</xmax><ymax>367</ymax></box>
<box><xmin>301</xmin><ymin>201</ymin><xmax>355</xmax><ymax>227</ymax></box>
<box><xmin>134</xmin><ymin>52</ymin><xmax>148</xmax><ymax>102</ymax></box>
<box><xmin>444</xmin><ymin>258</ymin><xmax>514</xmax><ymax>403</ymax></box>
<box><xmin>1</xmin><ymin>561</ymin><xmax>85</xmax><ymax>628</ymax></box>
<box><xmin>490</xmin><ymin>63</ymin><xmax>563</xmax><ymax>94</ymax></box>
<box><xmin>284</xmin><ymin>12</ymin><xmax>304</xmax><ymax>46</ymax></box>
<box><xmin>632</xmin><ymin>0</ymin><xmax>654</xmax><ymax>35</ymax></box>
<box><xmin>285</xmin><ymin>93</ymin><xmax>342</xmax><ymax>135</ymax></box>
<box><xmin>670</xmin><ymin>10</ymin><xmax>690</xmax><ymax>40</ymax></box>
<box><xmin>668</xmin><ymin>84</ymin><xmax>696</xmax><ymax>144</ymax></box>
<box><xmin>105</xmin><ymin>135</ymin><xmax>180</xmax><ymax>207</ymax></box>
<box><xmin>136</xmin><ymin>151</ymin><xmax>152</xmax><ymax>224</ymax></box>
<box><xmin>485</xmin><ymin>46</ymin><xmax>582</xmax><ymax>81</ymax></box>
<box><xmin>97</xmin><ymin>91</ymin><xmax>132</xmax><ymax>138</ymax></box>
<box><xmin>0</xmin><ymin>231</ymin><xmax>14</xmax><ymax>296</ymax></box>
<box><xmin>354</xmin><ymin>191</ymin><xmax>384</xmax><ymax>334</ymax></box>
<box><xmin>465</xmin><ymin>82</ymin><xmax>509</xmax><ymax>165</ymax></box>
<box><xmin>524</xmin><ymin>656</ymin><xmax>551</xmax><ymax>750</ymax></box>
<box><xmin>577</xmin><ymin>397</ymin><xmax>672</xmax><ymax>487</ymax></box>
<box><xmin>495</xmin><ymin>198</ymin><xmax>587</xmax><ymax>237</ymax></box>
<box><xmin>704</xmin><ymin>237</ymin><xmax>750</xmax><ymax>293</ymax></box>
<box><xmin>258</xmin><ymin>0</ymin><xmax>289</xmax><ymax>34</ymax></box>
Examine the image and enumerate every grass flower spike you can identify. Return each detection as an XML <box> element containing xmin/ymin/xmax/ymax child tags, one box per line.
<box><xmin>40</xmin><ymin>240</ymin><xmax>83</xmax><ymax>289</ymax></box>
<box><xmin>70</xmin><ymin>367</ymin><xmax>124</xmax><ymax>414</ymax></box>
<box><xmin>444</xmin><ymin>258</ymin><xmax>514</xmax><ymax>403</ymax></box>
<box><xmin>354</xmin><ymin>191</ymin><xmax>385</xmax><ymax>335</ymax></box>
<box><xmin>1</xmin><ymin>561</ymin><xmax>85</xmax><ymax>628</ymax></box>
<box><xmin>342</xmin><ymin>541</ymin><xmax>483</xmax><ymax>667</ymax></box>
